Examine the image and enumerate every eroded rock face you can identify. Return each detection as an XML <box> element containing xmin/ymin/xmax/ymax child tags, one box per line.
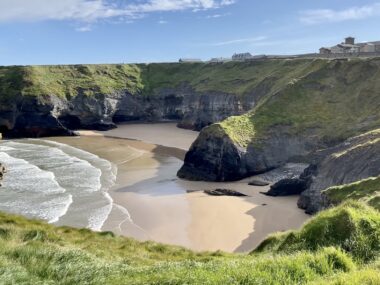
<box><xmin>0</xmin><ymin>95</ymin><xmax>74</xmax><ymax>138</ymax></box>
<box><xmin>0</xmin><ymin>163</ymin><xmax>5</xmax><ymax>186</ymax></box>
<box><xmin>114</xmin><ymin>85</ymin><xmax>250</xmax><ymax>130</ymax></box>
<box><xmin>178</xmin><ymin>126</ymin><xmax>319</xmax><ymax>181</ymax></box>
<box><xmin>177</xmin><ymin>125</ymin><xmax>249</xmax><ymax>181</ymax></box>
<box><xmin>298</xmin><ymin>130</ymin><xmax>380</xmax><ymax>214</ymax></box>
<box><xmin>0</xmin><ymin>85</ymin><xmax>252</xmax><ymax>138</ymax></box>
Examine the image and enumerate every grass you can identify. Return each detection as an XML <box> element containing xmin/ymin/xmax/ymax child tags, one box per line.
<box><xmin>323</xmin><ymin>176</ymin><xmax>380</xmax><ymax>211</ymax></box>
<box><xmin>2</xmin><ymin>58</ymin><xmax>380</xmax><ymax>146</ymax></box>
<box><xmin>255</xmin><ymin>201</ymin><xmax>380</xmax><ymax>262</ymax></box>
<box><xmin>0</xmin><ymin>202</ymin><xmax>378</xmax><ymax>284</ymax></box>
<box><xmin>215</xmin><ymin>58</ymin><xmax>380</xmax><ymax>146</ymax></box>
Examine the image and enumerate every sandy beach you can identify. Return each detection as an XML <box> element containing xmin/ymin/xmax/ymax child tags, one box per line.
<box><xmin>52</xmin><ymin>123</ymin><xmax>310</xmax><ymax>253</ymax></box>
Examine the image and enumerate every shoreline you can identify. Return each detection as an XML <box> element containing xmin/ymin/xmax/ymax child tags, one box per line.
<box><xmin>75</xmin><ymin>123</ymin><xmax>310</xmax><ymax>252</ymax></box>
<box><xmin>0</xmin><ymin>123</ymin><xmax>310</xmax><ymax>253</ymax></box>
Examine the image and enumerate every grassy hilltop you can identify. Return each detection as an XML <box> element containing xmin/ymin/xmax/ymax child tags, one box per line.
<box><xmin>0</xmin><ymin>201</ymin><xmax>378</xmax><ymax>284</ymax></box>
<box><xmin>0</xmin><ymin>59</ymin><xmax>327</xmax><ymax>100</ymax></box>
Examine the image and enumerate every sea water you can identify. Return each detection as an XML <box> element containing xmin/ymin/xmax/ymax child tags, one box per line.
<box><xmin>0</xmin><ymin>139</ymin><xmax>120</xmax><ymax>231</ymax></box>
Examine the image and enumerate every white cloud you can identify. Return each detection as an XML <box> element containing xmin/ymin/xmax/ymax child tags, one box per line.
<box><xmin>76</xmin><ymin>25</ymin><xmax>92</xmax><ymax>32</ymax></box>
<box><xmin>300</xmin><ymin>2</ymin><xmax>380</xmax><ymax>24</ymax></box>
<box><xmin>0</xmin><ymin>0</ymin><xmax>236</xmax><ymax>23</ymax></box>
<box><xmin>210</xmin><ymin>36</ymin><xmax>267</xmax><ymax>46</ymax></box>
<box><xmin>206</xmin><ymin>13</ymin><xmax>230</xmax><ymax>19</ymax></box>
<box><xmin>158</xmin><ymin>20</ymin><xmax>168</xmax><ymax>24</ymax></box>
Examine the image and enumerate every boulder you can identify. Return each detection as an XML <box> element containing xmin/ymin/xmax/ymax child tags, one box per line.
<box><xmin>264</xmin><ymin>178</ymin><xmax>308</xmax><ymax>197</ymax></box>
<box><xmin>248</xmin><ymin>179</ymin><xmax>270</xmax><ymax>186</ymax></box>
<box><xmin>204</xmin><ymin>189</ymin><xmax>247</xmax><ymax>197</ymax></box>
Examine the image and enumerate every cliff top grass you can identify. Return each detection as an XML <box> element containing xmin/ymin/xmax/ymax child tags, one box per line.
<box><xmin>323</xmin><ymin>176</ymin><xmax>380</xmax><ymax>211</ymax></box>
<box><xmin>215</xmin><ymin>58</ymin><xmax>380</xmax><ymax>146</ymax></box>
<box><xmin>0</xmin><ymin>203</ymin><xmax>379</xmax><ymax>284</ymax></box>
<box><xmin>0</xmin><ymin>58</ymin><xmax>325</xmax><ymax>101</ymax></box>
<box><xmin>255</xmin><ymin>201</ymin><xmax>380</xmax><ymax>262</ymax></box>
<box><xmin>1</xmin><ymin>58</ymin><xmax>380</xmax><ymax>147</ymax></box>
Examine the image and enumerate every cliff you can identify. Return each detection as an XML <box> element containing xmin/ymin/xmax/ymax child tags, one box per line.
<box><xmin>0</xmin><ymin>61</ymin><xmax>290</xmax><ymax>137</ymax></box>
<box><xmin>0</xmin><ymin>59</ymin><xmax>340</xmax><ymax>137</ymax></box>
<box><xmin>179</xmin><ymin>58</ymin><xmax>380</xmax><ymax>181</ymax></box>
<box><xmin>298</xmin><ymin>129</ymin><xmax>380</xmax><ymax>213</ymax></box>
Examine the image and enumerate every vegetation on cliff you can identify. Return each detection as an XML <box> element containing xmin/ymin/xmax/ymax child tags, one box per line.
<box><xmin>255</xmin><ymin>201</ymin><xmax>380</xmax><ymax>262</ymax></box>
<box><xmin>2</xmin><ymin>58</ymin><xmax>380</xmax><ymax>145</ymax></box>
<box><xmin>323</xmin><ymin>176</ymin><xmax>380</xmax><ymax>210</ymax></box>
<box><xmin>0</xmin><ymin>59</ymin><xmax>324</xmax><ymax>101</ymax></box>
<box><xmin>220</xmin><ymin>58</ymin><xmax>380</xmax><ymax>146</ymax></box>
<box><xmin>0</xmin><ymin>201</ymin><xmax>378</xmax><ymax>284</ymax></box>
<box><xmin>0</xmin><ymin>65</ymin><xmax>144</xmax><ymax>100</ymax></box>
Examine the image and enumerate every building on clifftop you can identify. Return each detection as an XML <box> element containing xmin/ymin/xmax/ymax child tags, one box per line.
<box><xmin>232</xmin><ymin>52</ymin><xmax>253</xmax><ymax>61</ymax></box>
<box><xmin>320</xmin><ymin>37</ymin><xmax>380</xmax><ymax>54</ymax></box>
<box><xmin>179</xmin><ymin>58</ymin><xmax>202</xmax><ymax>63</ymax></box>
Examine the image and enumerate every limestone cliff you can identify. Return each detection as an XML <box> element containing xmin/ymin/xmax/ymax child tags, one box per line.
<box><xmin>0</xmin><ymin>63</ymin><xmax>261</xmax><ymax>137</ymax></box>
<box><xmin>179</xmin><ymin>58</ymin><xmax>380</xmax><ymax>181</ymax></box>
<box><xmin>298</xmin><ymin>129</ymin><xmax>380</xmax><ymax>213</ymax></box>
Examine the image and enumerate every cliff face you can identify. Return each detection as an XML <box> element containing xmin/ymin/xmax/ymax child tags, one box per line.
<box><xmin>179</xmin><ymin>58</ymin><xmax>380</xmax><ymax>181</ymax></box>
<box><xmin>0</xmin><ymin>63</ymin><xmax>261</xmax><ymax>137</ymax></box>
<box><xmin>298</xmin><ymin>130</ymin><xmax>380</xmax><ymax>213</ymax></box>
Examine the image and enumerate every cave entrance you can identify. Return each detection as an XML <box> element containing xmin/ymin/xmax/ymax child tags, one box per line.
<box><xmin>58</xmin><ymin>115</ymin><xmax>81</xmax><ymax>130</ymax></box>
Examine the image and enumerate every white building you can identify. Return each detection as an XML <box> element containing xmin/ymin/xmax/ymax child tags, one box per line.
<box><xmin>209</xmin><ymin>57</ymin><xmax>231</xmax><ymax>63</ymax></box>
<box><xmin>179</xmin><ymin>58</ymin><xmax>202</xmax><ymax>63</ymax></box>
<box><xmin>232</xmin><ymin>52</ymin><xmax>253</xmax><ymax>61</ymax></box>
<box><xmin>320</xmin><ymin>37</ymin><xmax>380</xmax><ymax>54</ymax></box>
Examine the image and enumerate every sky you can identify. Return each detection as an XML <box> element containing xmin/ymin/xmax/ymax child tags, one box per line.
<box><xmin>0</xmin><ymin>0</ymin><xmax>380</xmax><ymax>65</ymax></box>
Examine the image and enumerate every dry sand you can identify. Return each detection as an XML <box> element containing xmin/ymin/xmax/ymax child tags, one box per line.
<box><xmin>57</xmin><ymin>123</ymin><xmax>310</xmax><ymax>253</ymax></box>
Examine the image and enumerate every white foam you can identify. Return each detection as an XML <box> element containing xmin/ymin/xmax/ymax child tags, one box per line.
<box><xmin>0</xmin><ymin>146</ymin><xmax>15</xmax><ymax>151</ymax></box>
<box><xmin>0</xmin><ymin>152</ymin><xmax>72</xmax><ymax>223</ymax></box>
<box><xmin>0</xmin><ymin>139</ymin><xmax>121</xmax><ymax>231</ymax></box>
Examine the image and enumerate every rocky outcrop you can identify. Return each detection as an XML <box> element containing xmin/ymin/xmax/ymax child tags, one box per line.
<box><xmin>0</xmin><ymin>163</ymin><xmax>5</xmax><ymax>186</ymax></box>
<box><xmin>204</xmin><ymin>189</ymin><xmax>247</xmax><ymax>197</ymax></box>
<box><xmin>264</xmin><ymin>178</ymin><xmax>308</xmax><ymax>197</ymax></box>
<box><xmin>178</xmin><ymin>124</ymin><xmax>319</xmax><ymax>181</ymax></box>
<box><xmin>298</xmin><ymin>130</ymin><xmax>380</xmax><ymax>214</ymax></box>
<box><xmin>0</xmin><ymin>94</ymin><xmax>75</xmax><ymax>138</ymax></box>
<box><xmin>248</xmin><ymin>179</ymin><xmax>270</xmax><ymax>186</ymax></box>
<box><xmin>178</xmin><ymin>58</ymin><xmax>380</xmax><ymax>182</ymax></box>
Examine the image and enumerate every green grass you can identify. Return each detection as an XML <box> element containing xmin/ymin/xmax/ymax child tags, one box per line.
<box><xmin>0</xmin><ymin>202</ymin><xmax>378</xmax><ymax>284</ymax></box>
<box><xmin>2</xmin><ymin>58</ymin><xmax>380</xmax><ymax>146</ymax></box>
<box><xmin>255</xmin><ymin>201</ymin><xmax>380</xmax><ymax>262</ymax></box>
<box><xmin>0</xmin><ymin>59</ymin><xmax>326</xmax><ymax>101</ymax></box>
<box><xmin>215</xmin><ymin>58</ymin><xmax>380</xmax><ymax>145</ymax></box>
<box><xmin>323</xmin><ymin>176</ymin><xmax>380</xmax><ymax>210</ymax></box>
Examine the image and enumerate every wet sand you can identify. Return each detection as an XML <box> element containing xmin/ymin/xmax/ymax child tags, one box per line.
<box><xmin>78</xmin><ymin>122</ymin><xmax>199</xmax><ymax>150</ymax></box>
<box><xmin>55</xmin><ymin>123</ymin><xmax>310</xmax><ymax>253</ymax></box>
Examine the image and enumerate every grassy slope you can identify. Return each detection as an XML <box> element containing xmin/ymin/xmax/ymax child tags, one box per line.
<box><xmin>323</xmin><ymin>176</ymin><xmax>380</xmax><ymax>210</ymax></box>
<box><xmin>255</xmin><ymin>202</ymin><xmax>380</xmax><ymax>262</ymax></box>
<box><xmin>208</xmin><ymin>58</ymin><xmax>380</xmax><ymax>147</ymax></box>
<box><xmin>0</xmin><ymin>202</ymin><xmax>379</xmax><ymax>284</ymax></box>
<box><xmin>0</xmin><ymin>59</ymin><xmax>318</xmax><ymax>99</ymax></box>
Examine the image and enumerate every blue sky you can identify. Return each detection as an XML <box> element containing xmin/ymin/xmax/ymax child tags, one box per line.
<box><xmin>0</xmin><ymin>0</ymin><xmax>380</xmax><ymax>65</ymax></box>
